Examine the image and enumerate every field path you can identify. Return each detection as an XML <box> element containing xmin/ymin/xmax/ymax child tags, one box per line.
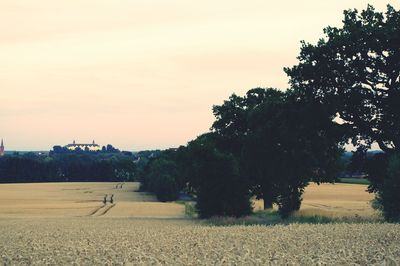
<box><xmin>94</xmin><ymin>203</ymin><xmax>116</xmax><ymax>216</ymax></box>
<box><xmin>87</xmin><ymin>204</ymin><xmax>106</xmax><ymax>216</ymax></box>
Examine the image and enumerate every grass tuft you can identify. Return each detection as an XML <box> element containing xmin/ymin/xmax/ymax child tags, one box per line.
<box><xmin>205</xmin><ymin>209</ymin><xmax>382</xmax><ymax>226</ymax></box>
<box><xmin>175</xmin><ymin>200</ymin><xmax>198</xmax><ymax>218</ymax></box>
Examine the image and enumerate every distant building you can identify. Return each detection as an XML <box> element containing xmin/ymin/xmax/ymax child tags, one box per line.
<box><xmin>0</xmin><ymin>139</ymin><xmax>4</xmax><ymax>156</ymax></box>
<box><xmin>64</xmin><ymin>140</ymin><xmax>101</xmax><ymax>152</ymax></box>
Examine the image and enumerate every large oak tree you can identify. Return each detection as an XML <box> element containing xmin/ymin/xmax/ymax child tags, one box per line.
<box><xmin>285</xmin><ymin>5</ymin><xmax>400</xmax><ymax>153</ymax></box>
<box><xmin>212</xmin><ymin>88</ymin><xmax>343</xmax><ymax>217</ymax></box>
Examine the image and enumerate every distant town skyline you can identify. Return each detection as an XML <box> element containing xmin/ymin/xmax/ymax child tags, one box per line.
<box><xmin>1</xmin><ymin>1</ymin><xmax>398</xmax><ymax>151</ymax></box>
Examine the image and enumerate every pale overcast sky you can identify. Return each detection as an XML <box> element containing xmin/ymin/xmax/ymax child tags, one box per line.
<box><xmin>0</xmin><ymin>1</ymin><xmax>398</xmax><ymax>151</ymax></box>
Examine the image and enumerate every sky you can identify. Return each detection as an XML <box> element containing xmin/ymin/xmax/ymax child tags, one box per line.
<box><xmin>0</xmin><ymin>1</ymin><xmax>398</xmax><ymax>151</ymax></box>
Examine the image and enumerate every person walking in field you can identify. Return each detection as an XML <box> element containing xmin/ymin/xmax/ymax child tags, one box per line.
<box><xmin>110</xmin><ymin>194</ymin><xmax>114</xmax><ymax>204</ymax></box>
<box><xmin>103</xmin><ymin>194</ymin><xmax>107</xmax><ymax>204</ymax></box>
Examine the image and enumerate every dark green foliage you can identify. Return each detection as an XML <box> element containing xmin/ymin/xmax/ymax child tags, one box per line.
<box><xmin>366</xmin><ymin>153</ymin><xmax>389</xmax><ymax>194</ymax></box>
<box><xmin>155</xmin><ymin>174</ymin><xmax>179</xmax><ymax>202</ymax></box>
<box><xmin>139</xmin><ymin>147</ymin><xmax>192</xmax><ymax>202</ymax></box>
<box><xmin>212</xmin><ymin>88</ymin><xmax>284</xmax><ymax>156</ymax></box>
<box><xmin>381</xmin><ymin>154</ymin><xmax>400</xmax><ymax>221</ymax></box>
<box><xmin>285</xmin><ymin>5</ymin><xmax>400</xmax><ymax>153</ymax></box>
<box><xmin>276</xmin><ymin>185</ymin><xmax>304</xmax><ymax>219</ymax></box>
<box><xmin>0</xmin><ymin>156</ymin><xmax>58</xmax><ymax>183</ymax></box>
<box><xmin>211</xmin><ymin>88</ymin><xmax>343</xmax><ymax>218</ymax></box>
<box><xmin>112</xmin><ymin>157</ymin><xmax>136</xmax><ymax>181</ymax></box>
<box><xmin>348</xmin><ymin>148</ymin><xmax>368</xmax><ymax>174</ymax></box>
<box><xmin>0</xmin><ymin>153</ymin><xmax>136</xmax><ymax>183</ymax></box>
<box><xmin>105</xmin><ymin>144</ymin><xmax>120</xmax><ymax>153</ymax></box>
<box><xmin>139</xmin><ymin>133</ymin><xmax>253</xmax><ymax>217</ymax></box>
<box><xmin>285</xmin><ymin>4</ymin><xmax>400</xmax><ymax>221</ymax></box>
<box><xmin>141</xmin><ymin>157</ymin><xmax>180</xmax><ymax>202</ymax></box>
<box><xmin>186</xmin><ymin>138</ymin><xmax>252</xmax><ymax>218</ymax></box>
<box><xmin>367</xmin><ymin>153</ymin><xmax>400</xmax><ymax>222</ymax></box>
<box><xmin>212</xmin><ymin>88</ymin><xmax>286</xmax><ymax>209</ymax></box>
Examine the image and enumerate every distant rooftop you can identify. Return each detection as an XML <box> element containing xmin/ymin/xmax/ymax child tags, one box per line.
<box><xmin>66</xmin><ymin>140</ymin><xmax>99</xmax><ymax>147</ymax></box>
<box><xmin>64</xmin><ymin>140</ymin><xmax>101</xmax><ymax>151</ymax></box>
<box><xmin>65</xmin><ymin>143</ymin><xmax>100</xmax><ymax>147</ymax></box>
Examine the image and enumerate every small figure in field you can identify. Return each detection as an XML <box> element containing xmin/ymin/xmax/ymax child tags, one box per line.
<box><xmin>120</xmin><ymin>183</ymin><xmax>123</xmax><ymax>189</ymax></box>
<box><xmin>115</xmin><ymin>184</ymin><xmax>119</xmax><ymax>189</ymax></box>
<box><xmin>103</xmin><ymin>194</ymin><xmax>108</xmax><ymax>204</ymax></box>
<box><xmin>110</xmin><ymin>194</ymin><xmax>114</xmax><ymax>204</ymax></box>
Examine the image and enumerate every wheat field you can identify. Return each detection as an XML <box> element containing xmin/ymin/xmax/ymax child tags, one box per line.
<box><xmin>0</xmin><ymin>182</ymin><xmax>374</xmax><ymax>218</ymax></box>
<box><xmin>254</xmin><ymin>183</ymin><xmax>376</xmax><ymax>218</ymax></box>
<box><xmin>0</xmin><ymin>182</ymin><xmax>184</xmax><ymax>218</ymax></box>
<box><xmin>0</xmin><ymin>182</ymin><xmax>399</xmax><ymax>265</ymax></box>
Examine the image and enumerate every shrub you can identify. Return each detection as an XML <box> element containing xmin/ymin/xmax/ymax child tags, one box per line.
<box><xmin>276</xmin><ymin>185</ymin><xmax>304</xmax><ymax>219</ymax></box>
<box><xmin>367</xmin><ymin>153</ymin><xmax>400</xmax><ymax>222</ymax></box>
<box><xmin>141</xmin><ymin>158</ymin><xmax>181</xmax><ymax>202</ymax></box>
<box><xmin>380</xmin><ymin>154</ymin><xmax>400</xmax><ymax>222</ymax></box>
<box><xmin>190</xmin><ymin>144</ymin><xmax>252</xmax><ymax>218</ymax></box>
<box><xmin>155</xmin><ymin>174</ymin><xmax>179</xmax><ymax>202</ymax></box>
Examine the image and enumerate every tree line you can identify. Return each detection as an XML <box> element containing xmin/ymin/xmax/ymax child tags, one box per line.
<box><xmin>0</xmin><ymin>152</ymin><xmax>136</xmax><ymax>183</ymax></box>
<box><xmin>140</xmin><ymin>88</ymin><xmax>343</xmax><ymax>218</ymax></box>
<box><xmin>140</xmin><ymin>5</ymin><xmax>400</xmax><ymax>221</ymax></box>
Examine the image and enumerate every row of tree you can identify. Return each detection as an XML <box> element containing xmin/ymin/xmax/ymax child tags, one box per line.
<box><xmin>0</xmin><ymin>152</ymin><xmax>136</xmax><ymax>183</ymax></box>
<box><xmin>141</xmin><ymin>4</ymin><xmax>400</xmax><ymax>221</ymax></box>
<box><xmin>140</xmin><ymin>87</ymin><xmax>343</xmax><ymax>218</ymax></box>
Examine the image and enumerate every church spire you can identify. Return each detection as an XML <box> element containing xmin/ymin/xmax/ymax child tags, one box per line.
<box><xmin>0</xmin><ymin>139</ymin><xmax>4</xmax><ymax>156</ymax></box>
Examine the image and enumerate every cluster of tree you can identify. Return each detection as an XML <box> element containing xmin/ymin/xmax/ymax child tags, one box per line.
<box><xmin>141</xmin><ymin>5</ymin><xmax>400</xmax><ymax>221</ymax></box>
<box><xmin>284</xmin><ymin>4</ymin><xmax>400</xmax><ymax>221</ymax></box>
<box><xmin>140</xmin><ymin>88</ymin><xmax>343</xmax><ymax>218</ymax></box>
<box><xmin>140</xmin><ymin>149</ymin><xmax>186</xmax><ymax>202</ymax></box>
<box><xmin>0</xmin><ymin>152</ymin><xmax>136</xmax><ymax>183</ymax></box>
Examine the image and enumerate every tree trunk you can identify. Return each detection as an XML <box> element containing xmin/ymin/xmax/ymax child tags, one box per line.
<box><xmin>263</xmin><ymin>195</ymin><xmax>273</xmax><ymax>209</ymax></box>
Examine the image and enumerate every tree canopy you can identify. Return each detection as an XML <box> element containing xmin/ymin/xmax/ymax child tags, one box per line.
<box><xmin>211</xmin><ymin>88</ymin><xmax>344</xmax><ymax>217</ymax></box>
<box><xmin>285</xmin><ymin>4</ymin><xmax>400</xmax><ymax>153</ymax></box>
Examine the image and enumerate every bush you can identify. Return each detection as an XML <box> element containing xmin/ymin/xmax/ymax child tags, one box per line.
<box><xmin>380</xmin><ymin>154</ymin><xmax>400</xmax><ymax>222</ymax></box>
<box><xmin>141</xmin><ymin>158</ymin><xmax>181</xmax><ymax>202</ymax></box>
<box><xmin>276</xmin><ymin>185</ymin><xmax>304</xmax><ymax>219</ymax></box>
<box><xmin>155</xmin><ymin>174</ymin><xmax>179</xmax><ymax>202</ymax></box>
<box><xmin>367</xmin><ymin>153</ymin><xmax>400</xmax><ymax>222</ymax></box>
<box><xmin>191</xmin><ymin>145</ymin><xmax>252</xmax><ymax>218</ymax></box>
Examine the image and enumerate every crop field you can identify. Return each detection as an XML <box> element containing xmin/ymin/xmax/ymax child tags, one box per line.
<box><xmin>0</xmin><ymin>182</ymin><xmax>374</xmax><ymax>218</ymax></box>
<box><xmin>0</xmin><ymin>182</ymin><xmax>184</xmax><ymax>218</ymax></box>
<box><xmin>0</xmin><ymin>182</ymin><xmax>399</xmax><ymax>265</ymax></box>
<box><xmin>1</xmin><ymin>218</ymin><xmax>399</xmax><ymax>265</ymax></box>
<box><xmin>253</xmin><ymin>183</ymin><xmax>375</xmax><ymax>218</ymax></box>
